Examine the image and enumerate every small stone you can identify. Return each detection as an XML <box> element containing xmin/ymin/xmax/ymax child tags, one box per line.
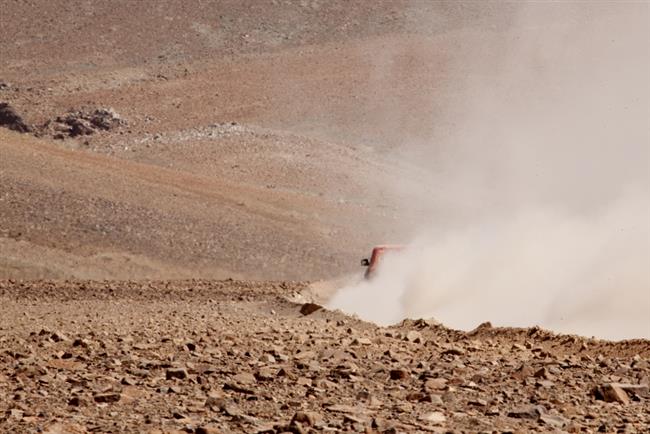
<box><xmin>405</xmin><ymin>391</ymin><xmax>427</xmax><ymax>401</ymax></box>
<box><xmin>466</xmin><ymin>321</ymin><xmax>492</xmax><ymax>336</ymax></box>
<box><xmin>422</xmin><ymin>393</ymin><xmax>444</xmax><ymax>404</ymax></box>
<box><xmin>68</xmin><ymin>118</ymin><xmax>94</xmax><ymax>136</ymax></box>
<box><xmin>166</xmin><ymin>368</ymin><xmax>188</xmax><ymax>380</ymax></box>
<box><xmin>205</xmin><ymin>394</ymin><xmax>226</xmax><ymax>409</ymax></box>
<box><xmin>611</xmin><ymin>382</ymin><xmax>649</xmax><ymax>398</ymax></box>
<box><xmin>256</xmin><ymin>367</ymin><xmax>276</xmax><ymax>381</ymax></box>
<box><xmin>536</xmin><ymin>379</ymin><xmax>555</xmax><ymax>388</ymax></box>
<box><xmin>43</xmin><ymin>422</ymin><xmax>86</xmax><ymax>434</ymax></box>
<box><xmin>352</xmin><ymin>337</ymin><xmax>372</xmax><ymax>345</ymax></box>
<box><xmin>300</xmin><ymin>303</ymin><xmax>323</xmax><ymax>315</ymax></box>
<box><xmin>172</xmin><ymin>410</ymin><xmax>186</xmax><ymax>419</ymax></box>
<box><xmin>343</xmin><ymin>413</ymin><xmax>370</xmax><ymax>425</ymax></box>
<box><xmin>68</xmin><ymin>396</ymin><xmax>84</xmax><ymax>406</ymax></box>
<box><xmin>233</xmin><ymin>372</ymin><xmax>256</xmax><ymax>384</ymax></box>
<box><xmin>507</xmin><ymin>405</ymin><xmax>545</xmax><ymax>420</ymax></box>
<box><xmin>424</xmin><ymin>378</ymin><xmax>447</xmax><ymax>391</ymax></box>
<box><xmin>291</xmin><ymin>411</ymin><xmax>321</xmax><ymax>427</ymax></box>
<box><xmin>419</xmin><ymin>411</ymin><xmax>446</xmax><ymax>424</ymax></box>
<box><xmin>405</xmin><ymin>330</ymin><xmax>424</xmax><ymax>343</ymax></box>
<box><xmin>72</xmin><ymin>338</ymin><xmax>89</xmax><ymax>348</ymax></box>
<box><xmin>390</xmin><ymin>369</ymin><xmax>408</xmax><ymax>380</ymax></box>
<box><xmin>593</xmin><ymin>383</ymin><xmax>630</xmax><ymax>404</ymax></box>
<box><xmin>223</xmin><ymin>382</ymin><xmax>255</xmax><ymax>394</ymax></box>
<box><xmin>93</xmin><ymin>392</ymin><xmax>121</xmax><ymax>403</ymax></box>
<box><xmin>326</xmin><ymin>404</ymin><xmax>366</xmax><ymax>414</ymax></box>
<box><xmin>90</xmin><ymin>107</ymin><xmax>125</xmax><ymax>130</ymax></box>
<box><xmin>296</xmin><ymin>377</ymin><xmax>312</xmax><ymax>386</ymax></box>
<box><xmin>372</xmin><ymin>417</ymin><xmax>394</xmax><ymax>431</ymax></box>
<box><xmin>121</xmin><ymin>377</ymin><xmax>137</xmax><ymax>386</ymax></box>
<box><xmin>195</xmin><ymin>426</ymin><xmax>222</xmax><ymax>434</ymax></box>
<box><xmin>540</xmin><ymin>413</ymin><xmax>569</xmax><ymax>428</ymax></box>
<box><xmin>294</xmin><ymin>350</ymin><xmax>316</xmax><ymax>360</ymax></box>
<box><xmin>51</xmin><ymin>331</ymin><xmax>69</xmax><ymax>342</ymax></box>
<box><xmin>512</xmin><ymin>363</ymin><xmax>534</xmax><ymax>380</ymax></box>
<box><xmin>534</xmin><ymin>367</ymin><xmax>552</xmax><ymax>379</ymax></box>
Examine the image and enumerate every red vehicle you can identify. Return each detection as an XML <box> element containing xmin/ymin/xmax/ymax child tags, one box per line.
<box><xmin>360</xmin><ymin>245</ymin><xmax>405</xmax><ymax>279</ymax></box>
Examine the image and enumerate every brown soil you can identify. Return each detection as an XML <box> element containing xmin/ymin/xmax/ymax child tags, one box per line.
<box><xmin>1</xmin><ymin>280</ymin><xmax>649</xmax><ymax>433</ymax></box>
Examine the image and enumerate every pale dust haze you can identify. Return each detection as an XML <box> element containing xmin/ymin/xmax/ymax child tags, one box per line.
<box><xmin>328</xmin><ymin>2</ymin><xmax>650</xmax><ymax>340</ymax></box>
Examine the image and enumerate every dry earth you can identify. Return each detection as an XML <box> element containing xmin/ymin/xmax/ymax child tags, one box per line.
<box><xmin>1</xmin><ymin>280</ymin><xmax>649</xmax><ymax>434</ymax></box>
<box><xmin>0</xmin><ymin>0</ymin><xmax>521</xmax><ymax>280</ymax></box>
<box><xmin>1</xmin><ymin>1</ymin><xmax>648</xmax><ymax>433</ymax></box>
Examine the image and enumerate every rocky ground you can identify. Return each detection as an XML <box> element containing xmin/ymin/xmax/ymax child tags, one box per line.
<box><xmin>1</xmin><ymin>280</ymin><xmax>648</xmax><ymax>433</ymax></box>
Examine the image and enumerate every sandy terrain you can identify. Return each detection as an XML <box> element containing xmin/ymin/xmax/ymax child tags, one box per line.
<box><xmin>1</xmin><ymin>1</ymin><xmax>648</xmax><ymax>432</ymax></box>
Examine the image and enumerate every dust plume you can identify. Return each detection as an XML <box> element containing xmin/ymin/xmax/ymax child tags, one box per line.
<box><xmin>329</xmin><ymin>2</ymin><xmax>650</xmax><ymax>340</ymax></box>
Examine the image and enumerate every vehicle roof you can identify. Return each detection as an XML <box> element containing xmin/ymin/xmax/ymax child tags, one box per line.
<box><xmin>372</xmin><ymin>244</ymin><xmax>406</xmax><ymax>250</ymax></box>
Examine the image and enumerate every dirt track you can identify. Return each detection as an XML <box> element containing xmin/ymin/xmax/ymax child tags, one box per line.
<box><xmin>1</xmin><ymin>280</ymin><xmax>649</xmax><ymax>433</ymax></box>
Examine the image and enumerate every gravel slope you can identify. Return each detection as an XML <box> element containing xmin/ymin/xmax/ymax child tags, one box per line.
<box><xmin>1</xmin><ymin>280</ymin><xmax>649</xmax><ymax>433</ymax></box>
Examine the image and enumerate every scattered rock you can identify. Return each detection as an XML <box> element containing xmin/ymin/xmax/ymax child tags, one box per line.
<box><xmin>613</xmin><ymin>382</ymin><xmax>649</xmax><ymax>398</ymax></box>
<box><xmin>43</xmin><ymin>422</ymin><xmax>86</xmax><ymax>434</ymax></box>
<box><xmin>38</xmin><ymin>107</ymin><xmax>126</xmax><ymax>138</ymax></box>
<box><xmin>593</xmin><ymin>383</ymin><xmax>631</xmax><ymax>404</ymax></box>
<box><xmin>0</xmin><ymin>102</ymin><xmax>31</xmax><ymax>132</ymax></box>
<box><xmin>424</xmin><ymin>378</ymin><xmax>447</xmax><ymax>391</ymax></box>
<box><xmin>441</xmin><ymin>347</ymin><xmax>465</xmax><ymax>356</ymax></box>
<box><xmin>405</xmin><ymin>391</ymin><xmax>428</xmax><ymax>401</ymax></box>
<box><xmin>93</xmin><ymin>392</ymin><xmax>121</xmax><ymax>403</ymax></box>
<box><xmin>512</xmin><ymin>363</ymin><xmax>534</xmax><ymax>380</ymax></box>
<box><xmin>166</xmin><ymin>368</ymin><xmax>189</xmax><ymax>380</ymax></box>
<box><xmin>507</xmin><ymin>405</ymin><xmax>545</xmax><ymax>420</ymax></box>
<box><xmin>223</xmin><ymin>382</ymin><xmax>255</xmax><ymax>394</ymax></box>
<box><xmin>232</xmin><ymin>372</ymin><xmax>256</xmax><ymax>385</ymax></box>
<box><xmin>294</xmin><ymin>350</ymin><xmax>316</xmax><ymax>360</ymax></box>
<box><xmin>540</xmin><ymin>413</ymin><xmax>569</xmax><ymax>428</ymax></box>
<box><xmin>195</xmin><ymin>426</ymin><xmax>222</xmax><ymax>434</ymax></box>
<box><xmin>467</xmin><ymin>322</ymin><xmax>493</xmax><ymax>336</ymax></box>
<box><xmin>89</xmin><ymin>107</ymin><xmax>124</xmax><ymax>130</ymax></box>
<box><xmin>405</xmin><ymin>330</ymin><xmax>424</xmax><ymax>343</ymax></box>
<box><xmin>419</xmin><ymin>411</ymin><xmax>446</xmax><ymax>424</ymax></box>
<box><xmin>68</xmin><ymin>118</ymin><xmax>95</xmax><ymax>136</ymax></box>
<box><xmin>291</xmin><ymin>411</ymin><xmax>321</xmax><ymax>427</ymax></box>
<box><xmin>390</xmin><ymin>369</ymin><xmax>409</xmax><ymax>380</ymax></box>
<box><xmin>0</xmin><ymin>280</ymin><xmax>648</xmax><ymax>432</ymax></box>
<box><xmin>300</xmin><ymin>303</ymin><xmax>323</xmax><ymax>315</ymax></box>
<box><xmin>68</xmin><ymin>396</ymin><xmax>84</xmax><ymax>406</ymax></box>
<box><xmin>256</xmin><ymin>366</ymin><xmax>276</xmax><ymax>381</ymax></box>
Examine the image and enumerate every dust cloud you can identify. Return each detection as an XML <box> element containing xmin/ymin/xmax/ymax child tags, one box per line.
<box><xmin>328</xmin><ymin>2</ymin><xmax>650</xmax><ymax>340</ymax></box>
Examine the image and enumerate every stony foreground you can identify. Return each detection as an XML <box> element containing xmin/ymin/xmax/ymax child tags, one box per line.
<box><xmin>0</xmin><ymin>280</ymin><xmax>648</xmax><ymax>434</ymax></box>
